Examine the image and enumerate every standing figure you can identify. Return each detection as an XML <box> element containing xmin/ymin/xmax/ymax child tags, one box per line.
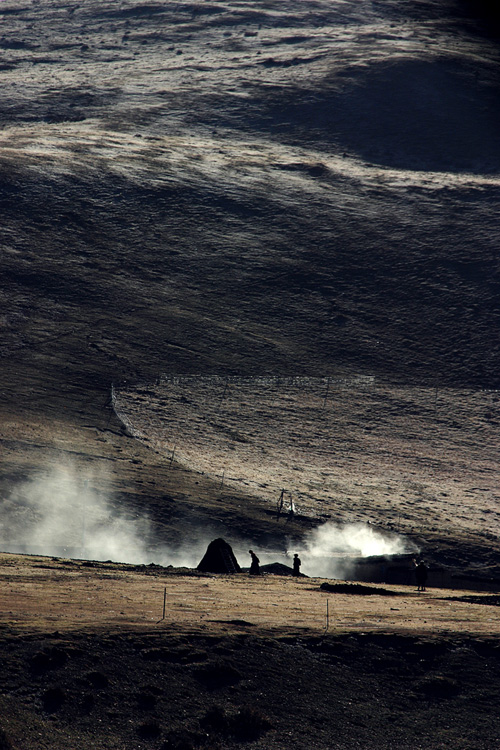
<box><xmin>249</xmin><ymin>549</ymin><xmax>261</xmax><ymax>576</ymax></box>
<box><xmin>415</xmin><ymin>559</ymin><xmax>428</xmax><ymax>592</ymax></box>
<box><xmin>292</xmin><ymin>553</ymin><xmax>301</xmax><ymax>577</ymax></box>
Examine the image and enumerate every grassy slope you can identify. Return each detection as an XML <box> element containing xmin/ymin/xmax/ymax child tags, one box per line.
<box><xmin>0</xmin><ymin>0</ymin><xmax>499</xmax><ymax>563</ymax></box>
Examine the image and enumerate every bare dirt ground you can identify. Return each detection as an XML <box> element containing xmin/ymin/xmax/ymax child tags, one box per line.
<box><xmin>1</xmin><ymin>553</ymin><xmax>500</xmax><ymax>750</ymax></box>
<box><xmin>2</xmin><ymin>553</ymin><xmax>500</xmax><ymax>638</ymax></box>
<box><xmin>1</xmin><ymin>0</ymin><xmax>500</xmax><ymax>747</ymax></box>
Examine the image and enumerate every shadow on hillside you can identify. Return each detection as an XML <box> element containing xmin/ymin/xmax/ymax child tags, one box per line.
<box><xmin>247</xmin><ymin>58</ymin><xmax>500</xmax><ymax>173</ymax></box>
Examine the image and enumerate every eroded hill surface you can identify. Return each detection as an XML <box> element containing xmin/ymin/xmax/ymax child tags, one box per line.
<box><xmin>0</xmin><ymin>1</ymin><xmax>499</xmax><ymax>579</ymax></box>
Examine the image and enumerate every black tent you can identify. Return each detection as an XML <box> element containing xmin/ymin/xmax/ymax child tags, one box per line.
<box><xmin>197</xmin><ymin>538</ymin><xmax>241</xmax><ymax>574</ymax></box>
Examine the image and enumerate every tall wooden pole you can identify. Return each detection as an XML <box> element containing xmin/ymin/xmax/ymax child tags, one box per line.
<box><xmin>323</xmin><ymin>377</ymin><xmax>331</xmax><ymax>409</ymax></box>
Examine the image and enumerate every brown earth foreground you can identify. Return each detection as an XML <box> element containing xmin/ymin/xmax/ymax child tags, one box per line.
<box><xmin>1</xmin><ymin>553</ymin><xmax>500</xmax><ymax>750</ymax></box>
<box><xmin>1</xmin><ymin>554</ymin><xmax>500</xmax><ymax>638</ymax></box>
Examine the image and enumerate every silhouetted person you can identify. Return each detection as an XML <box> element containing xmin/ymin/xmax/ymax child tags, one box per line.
<box><xmin>292</xmin><ymin>553</ymin><xmax>301</xmax><ymax>577</ymax></box>
<box><xmin>249</xmin><ymin>549</ymin><xmax>261</xmax><ymax>576</ymax></box>
<box><xmin>415</xmin><ymin>559</ymin><xmax>428</xmax><ymax>591</ymax></box>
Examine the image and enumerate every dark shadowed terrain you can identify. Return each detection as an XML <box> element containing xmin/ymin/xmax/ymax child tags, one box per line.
<box><xmin>1</xmin><ymin>553</ymin><xmax>500</xmax><ymax>750</ymax></box>
<box><xmin>1</xmin><ymin>0</ymin><xmax>500</xmax><ymax>747</ymax></box>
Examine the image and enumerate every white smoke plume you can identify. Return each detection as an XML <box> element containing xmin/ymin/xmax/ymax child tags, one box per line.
<box><xmin>286</xmin><ymin>521</ymin><xmax>416</xmax><ymax>578</ymax></box>
<box><xmin>0</xmin><ymin>462</ymin><xmax>250</xmax><ymax>569</ymax></box>
<box><xmin>0</xmin><ymin>462</ymin><xmax>151</xmax><ymax>563</ymax></box>
<box><xmin>0</xmin><ymin>464</ymin><xmax>416</xmax><ymax>580</ymax></box>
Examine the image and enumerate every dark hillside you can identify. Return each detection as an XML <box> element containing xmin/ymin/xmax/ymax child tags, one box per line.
<box><xmin>0</xmin><ymin>0</ymin><xmax>499</xmax><ymax>569</ymax></box>
<box><xmin>459</xmin><ymin>0</ymin><xmax>500</xmax><ymax>29</ymax></box>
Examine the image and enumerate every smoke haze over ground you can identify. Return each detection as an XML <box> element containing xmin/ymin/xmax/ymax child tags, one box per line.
<box><xmin>0</xmin><ymin>463</ymin><xmax>151</xmax><ymax>563</ymax></box>
<box><xmin>0</xmin><ymin>462</ymin><xmax>253</xmax><ymax>568</ymax></box>
<box><xmin>286</xmin><ymin>521</ymin><xmax>417</xmax><ymax>578</ymax></box>
<box><xmin>0</xmin><ymin>464</ymin><xmax>417</xmax><ymax>577</ymax></box>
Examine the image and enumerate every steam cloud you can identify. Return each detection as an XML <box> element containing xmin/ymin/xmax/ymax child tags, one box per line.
<box><xmin>0</xmin><ymin>462</ymin><xmax>244</xmax><ymax>568</ymax></box>
<box><xmin>0</xmin><ymin>463</ymin><xmax>151</xmax><ymax>563</ymax></box>
<box><xmin>0</xmin><ymin>463</ymin><xmax>416</xmax><ymax>579</ymax></box>
<box><xmin>285</xmin><ymin>521</ymin><xmax>416</xmax><ymax>578</ymax></box>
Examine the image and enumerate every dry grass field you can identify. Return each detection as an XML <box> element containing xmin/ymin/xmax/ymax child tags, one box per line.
<box><xmin>1</xmin><ymin>553</ymin><xmax>500</xmax><ymax>750</ymax></box>
<box><xmin>1</xmin><ymin>554</ymin><xmax>500</xmax><ymax>638</ymax></box>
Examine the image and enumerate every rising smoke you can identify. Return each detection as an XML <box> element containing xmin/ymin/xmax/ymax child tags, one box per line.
<box><xmin>0</xmin><ymin>462</ymin><xmax>244</xmax><ymax>568</ymax></box>
<box><xmin>0</xmin><ymin>462</ymin><xmax>151</xmax><ymax>563</ymax></box>
<box><xmin>0</xmin><ymin>463</ymin><xmax>416</xmax><ymax>579</ymax></box>
<box><xmin>286</xmin><ymin>521</ymin><xmax>416</xmax><ymax>578</ymax></box>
